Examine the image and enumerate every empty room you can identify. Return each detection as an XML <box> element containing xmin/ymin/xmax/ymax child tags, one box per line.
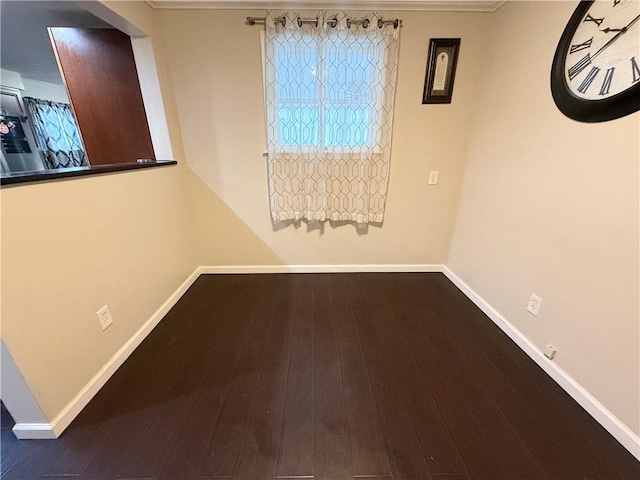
<box><xmin>1</xmin><ymin>0</ymin><xmax>639</xmax><ymax>479</ymax></box>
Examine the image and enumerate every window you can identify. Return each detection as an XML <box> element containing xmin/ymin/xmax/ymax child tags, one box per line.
<box><xmin>274</xmin><ymin>35</ymin><xmax>377</xmax><ymax>148</ymax></box>
<box><xmin>263</xmin><ymin>13</ymin><xmax>401</xmax><ymax>224</ymax></box>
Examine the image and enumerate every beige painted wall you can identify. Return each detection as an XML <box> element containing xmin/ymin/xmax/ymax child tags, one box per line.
<box><xmin>3</xmin><ymin>0</ymin><xmax>637</xmax><ymax>446</ymax></box>
<box><xmin>157</xmin><ymin>9</ymin><xmax>491</xmax><ymax>267</ymax></box>
<box><xmin>0</xmin><ymin>1</ymin><xmax>196</xmax><ymax>421</ymax></box>
<box><xmin>448</xmin><ymin>1</ymin><xmax>640</xmax><ymax>435</ymax></box>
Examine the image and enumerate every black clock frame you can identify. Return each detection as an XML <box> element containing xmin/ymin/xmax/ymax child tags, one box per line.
<box><xmin>551</xmin><ymin>0</ymin><xmax>640</xmax><ymax>122</ymax></box>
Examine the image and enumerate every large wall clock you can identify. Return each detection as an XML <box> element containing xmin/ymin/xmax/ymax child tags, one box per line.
<box><xmin>551</xmin><ymin>0</ymin><xmax>640</xmax><ymax>122</ymax></box>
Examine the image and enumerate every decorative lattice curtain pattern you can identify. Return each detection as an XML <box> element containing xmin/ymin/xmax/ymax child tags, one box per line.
<box><xmin>23</xmin><ymin>97</ymin><xmax>86</xmax><ymax>169</ymax></box>
<box><xmin>264</xmin><ymin>12</ymin><xmax>400</xmax><ymax>224</ymax></box>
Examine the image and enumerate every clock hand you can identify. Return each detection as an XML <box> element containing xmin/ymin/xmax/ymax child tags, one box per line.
<box><xmin>601</xmin><ymin>13</ymin><xmax>640</xmax><ymax>34</ymax></box>
<box><xmin>592</xmin><ymin>13</ymin><xmax>640</xmax><ymax>59</ymax></box>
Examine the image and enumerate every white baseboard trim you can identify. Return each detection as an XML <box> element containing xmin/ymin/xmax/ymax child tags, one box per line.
<box><xmin>12</xmin><ymin>264</ymin><xmax>436</xmax><ymax>439</ymax></box>
<box><xmin>199</xmin><ymin>264</ymin><xmax>443</xmax><ymax>274</ymax></box>
<box><xmin>12</xmin><ymin>423</ymin><xmax>57</xmax><ymax>440</ymax></box>
<box><xmin>14</xmin><ymin>263</ymin><xmax>639</xmax><ymax>462</ymax></box>
<box><xmin>13</xmin><ymin>268</ymin><xmax>202</xmax><ymax>440</ymax></box>
<box><xmin>442</xmin><ymin>266</ymin><xmax>640</xmax><ymax>461</ymax></box>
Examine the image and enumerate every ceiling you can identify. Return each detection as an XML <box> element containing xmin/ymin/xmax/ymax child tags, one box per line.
<box><xmin>0</xmin><ymin>0</ymin><xmax>503</xmax><ymax>87</ymax></box>
<box><xmin>0</xmin><ymin>1</ymin><xmax>111</xmax><ymax>85</ymax></box>
<box><xmin>146</xmin><ymin>0</ymin><xmax>505</xmax><ymax>11</ymax></box>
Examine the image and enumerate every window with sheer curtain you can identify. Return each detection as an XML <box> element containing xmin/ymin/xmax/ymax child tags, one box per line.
<box><xmin>263</xmin><ymin>12</ymin><xmax>401</xmax><ymax>224</ymax></box>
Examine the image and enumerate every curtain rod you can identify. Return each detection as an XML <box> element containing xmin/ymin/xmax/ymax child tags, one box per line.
<box><xmin>245</xmin><ymin>16</ymin><xmax>401</xmax><ymax>29</ymax></box>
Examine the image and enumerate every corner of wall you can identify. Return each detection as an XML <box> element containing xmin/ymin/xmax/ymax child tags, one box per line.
<box><xmin>444</xmin><ymin>0</ymin><xmax>640</xmax><ymax>455</ymax></box>
<box><xmin>442</xmin><ymin>266</ymin><xmax>640</xmax><ymax>460</ymax></box>
<box><xmin>0</xmin><ymin>341</ymin><xmax>48</xmax><ymax>427</ymax></box>
<box><xmin>0</xmin><ymin>0</ymin><xmax>200</xmax><ymax>438</ymax></box>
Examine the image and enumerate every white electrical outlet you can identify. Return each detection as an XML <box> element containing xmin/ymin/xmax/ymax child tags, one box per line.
<box><xmin>96</xmin><ymin>305</ymin><xmax>113</xmax><ymax>331</ymax></box>
<box><xmin>526</xmin><ymin>294</ymin><xmax>542</xmax><ymax>316</ymax></box>
<box><xmin>428</xmin><ymin>171</ymin><xmax>439</xmax><ymax>185</ymax></box>
<box><xmin>543</xmin><ymin>344</ymin><xmax>557</xmax><ymax>360</ymax></box>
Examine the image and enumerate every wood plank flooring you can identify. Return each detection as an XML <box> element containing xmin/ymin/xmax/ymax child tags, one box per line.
<box><xmin>1</xmin><ymin>273</ymin><xmax>639</xmax><ymax>480</ymax></box>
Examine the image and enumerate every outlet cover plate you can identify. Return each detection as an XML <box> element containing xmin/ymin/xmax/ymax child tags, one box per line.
<box><xmin>526</xmin><ymin>294</ymin><xmax>542</xmax><ymax>316</ymax></box>
<box><xmin>543</xmin><ymin>343</ymin><xmax>557</xmax><ymax>360</ymax></box>
<box><xmin>428</xmin><ymin>171</ymin><xmax>439</xmax><ymax>185</ymax></box>
<box><xmin>96</xmin><ymin>305</ymin><xmax>113</xmax><ymax>331</ymax></box>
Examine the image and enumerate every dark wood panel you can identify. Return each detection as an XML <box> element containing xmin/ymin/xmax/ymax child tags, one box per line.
<box><xmin>237</xmin><ymin>275</ymin><xmax>296</xmax><ymax>479</ymax></box>
<box><xmin>156</xmin><ymin>361</ymin><xmax>235</xmax><ymax>480</ymax></box>
<box><xmin>314</xmin><ymin>274</ymin><xmax>339</xmax><ymax>362</ymax></box>
<box><xmin>102</xmin><ymin>279</ymin><xmax>252</xmax><ymax>478</ymax></box>
<box><xmin>78</xmin><ymin>276</ymin><xmax>240</xmax><ymax>479</ymax></box>
<box><xmin>363</xmin><ymin>358</ymin><xmax>432</xmax><ymax>480</ymax></box>
<box><xmin>431</xmin><ymin>475</ymin><xmax>472</xmax><ymax>480</ymax></box>
<box><xmin>2</xmin><ymin>273</ymin><xmax>637</xmax><ymax>480</ymax></box>
<box><xmin>374</xmin><ymin>276</ymin><xmax>505</xmax><ymax>480</ymax></box>
<box><xmin>383</xmin><ymin>274</ymin><xmax>547</xmax><ymax>480</ymax></box>
<box><xmin>275</xmin><ymin>275</ymin><xmax>315</xmax><ymax>477</ymax></box>
<box><xmin>1</xmin><ymin>403</ymin><xmax>13</xmax><ymax>430</ymax></box>
<box><xmin>347</xmin><ymin>275</ymin><xmax>432</xmax><ymax>480</ymax></box>
<box><xmin>345</xmin><ymin>274</ymin><xmax>387</xmax><ymax>364</ymax></box>
<box><xmin>331</xmin><ymin>274</ymin><xmax>391</xmax><ymax>477</ymax></box>
<box><xmin>117</xmin><ymin>329</ymin><xmax>220</xmax><ymax>478</ymax></box>
<box><xmin>153</xmin><ymin>275</ymin><xmax>259</xmax><ymax>480</ymax></box>
<box><xmin>431</xmin><ymin>275</ymin><xmax>638</xmax><ymax>479</ymax></box>
<box><xmin>1</xmin><ymin>432</ymin><xmax>61</xmax><ymax>480</ymax></box>
<box><xmin>197</xmin><ymin>360</ymin><xmax>263</xmax><ymax>477</ymax></box>
<box><xmin>69</xmin><ymin>344</ymin><xmax>174</xmax><ymax>479</ymax></box>
<box><xmin>0</xmin><ymin>430</ymin><xmax>21</xmax><ymax>476</ymax></box>
<box><xmin>78</xmin><ymin>346</ymin><xmax>190</xmax><ymax>479</ymax></box>
<box><xmin>314</xmin><ymin>360</ymin><xmax>352</xmax><ymax>480</ymax></box>
<box><xmin>198</xmin><ymin>276</ymin><xmax>278</xmax><ymax>477</ymax></box>
<box><xmin>359</xmin><ymin>274</ymin><xmax>468</xmax><ymax>477</ymax></box>
<box><xmin>48</xmin><ymin>28</ymin><xmax>154</xmax><ymax>166</ymax></box>
<box><xmin>418</xmin><ymin>356</ymin><xmax>506</xmax><ymax>480</ymax></box>
<box><xmin>43</xmin><ymin>349</ymin><xmax>153</xmax><ymax>478</ymax></box>
<box><xmin>407</xmin><ymin>275</ymin><xmax>581</xmax><ymax>479</ymax></box>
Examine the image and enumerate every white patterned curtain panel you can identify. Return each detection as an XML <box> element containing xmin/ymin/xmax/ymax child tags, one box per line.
<box><xmin>23</xmin><ymin>97</ymin><xmax>86</xmax><ymax>169</ymax></box>
<box><xmin>264</xmin><ymin>12</ymin><xmax>401</xmax><ymax>224</ymax></box>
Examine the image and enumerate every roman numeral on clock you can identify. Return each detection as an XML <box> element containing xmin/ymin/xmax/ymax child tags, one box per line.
<box><xmin>568</xmin><ymin>54</ymin><xmax>591</xmax><ymax>80</ymax></box>
<box><xmin>570</xmin><ymin>38</ymin><xmax>593</xmax><ymax>54</ymax></box>
<box><xmin>600</xmin><ymin>68</ymin><xmax>614</xmax><ymax>95</ymax></box>
<box><xmin>583</xmin><ymin>14</ymin><xmax>604</xmax><ymax>26</ymax></box>
<box><xmin>632</xmin><ymin>57</ymin><xmax>640</xmax><ymax>83</ymax></box>
<box><xmin>577</xmin><ymin>66</ymin><xmax>600</xmax><ymax>93</ymax></box>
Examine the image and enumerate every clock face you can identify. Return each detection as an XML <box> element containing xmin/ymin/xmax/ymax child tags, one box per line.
<box><xmin>551</xmin><ymin>0</ymin><xmax>640</xmax><ymax>122</ymax></box>
<box><xmin>565</xmin><ymin>0</ymin><xmax>640</xmax><ymax>99</ymax></box>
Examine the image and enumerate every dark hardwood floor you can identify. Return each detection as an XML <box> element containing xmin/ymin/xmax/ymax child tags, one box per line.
<box><xmin>2</xmin><ymin>273</ymin><xmax>639</xmax><ymax>480</ymax></box>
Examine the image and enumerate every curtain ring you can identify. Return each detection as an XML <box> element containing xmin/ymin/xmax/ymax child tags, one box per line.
<box><xmin>297</xmin><ymin>16</ymin><xmax>302</xmax><ymax>27</ymax></box>
<box><xmin>346</xmin><ymin>18</ymin><xmax>352</xmax><ymax>28</ymax></box>
<box><xmin>377</xmin><ymin>18</ymin><xmax>383</xmax><ymax>29</ymax></box>
<box><xmin>393</xmin><ymin>19</ymin><xmax>399</xmax><ymax>29</ymax></box>
<box><xmin>328</xmin><ymin>16</ymin><xmax>337</xmax><ymax>28</ymax></box>
<box><xmin>363</xmin><ymin>18</ymin><xmax>370</xmax><ymax>28</ymax></box>
<box><xmin>280</xmin><ymin>16</ymin><xmax>286</xmax><ymax>28</ymax></box>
